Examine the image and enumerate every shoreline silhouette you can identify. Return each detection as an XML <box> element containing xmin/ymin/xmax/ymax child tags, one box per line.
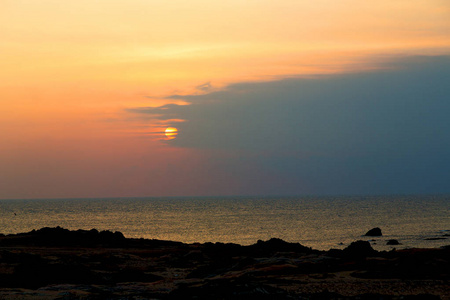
<box><xmin>0</xmin><ymin>227</ymin><xmax>448</xmax><ymax>299</ymax></box>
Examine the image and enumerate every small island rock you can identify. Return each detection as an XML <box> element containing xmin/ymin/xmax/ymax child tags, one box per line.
<box><xmin>343</xmin><ymin>240</ymin><xmax>376</xmax><ymax>257</ymax></box>
<box><xmin>365</xmin><ymin>227</ymin><xmax>382</xmax><ymax>236</ymax></box>
<box><xmin>386</xmin><ymin>239</ymin><xmax>400</xmax><ymax>245</ymax></box>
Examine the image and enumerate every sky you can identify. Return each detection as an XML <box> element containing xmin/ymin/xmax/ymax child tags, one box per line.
<box><xmin>1</xmin><ymin>0</ymin><xmax>450</xmax><ymax>199</ymax></box>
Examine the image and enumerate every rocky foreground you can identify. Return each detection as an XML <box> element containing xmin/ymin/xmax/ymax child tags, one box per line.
<box><xmin>0</xmin><ymin>227</ymin><xmax>449</xmax><ymax>299</ymax></box>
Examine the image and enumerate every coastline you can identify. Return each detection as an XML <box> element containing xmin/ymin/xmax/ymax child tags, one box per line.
<box><xmin>0</xmin><ymin>227</ymin><xmax>449</xmax><ymax>299</ymax></box>
<box><xmin>1</xmin><ymin>195</ymin><xmax>448</xmax><ymax>252</ymax></box>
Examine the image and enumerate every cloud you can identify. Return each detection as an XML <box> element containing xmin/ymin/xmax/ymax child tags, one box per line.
<box><xmin>130</xmin><ymin>55</ymin><xmax>450</xmax><ymax>195</ymax></box>
<box><xmin>195</xmin><ymin>82</ymin><xmax>213</xmax><ymax>92</ymax></box>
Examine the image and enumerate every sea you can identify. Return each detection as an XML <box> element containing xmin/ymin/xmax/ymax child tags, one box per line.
<box><xmin>0</xmin><ymin>195</ymin><xmax>448</xmax><ymax>251</ymax></box>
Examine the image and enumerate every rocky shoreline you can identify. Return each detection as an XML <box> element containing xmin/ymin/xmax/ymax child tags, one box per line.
<box><xmin>0</xmin><ymin>227</ymin><xmax>449</xmax><ymax>299</ymax></box>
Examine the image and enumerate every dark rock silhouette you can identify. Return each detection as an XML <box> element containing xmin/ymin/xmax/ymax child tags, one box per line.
<box><xmin>169</xmin><ymin>278</ymin><xmax>289</xmax><ymax>299</ymax></box>
<box><xmin>386</xmin><ymin>239</ymin><xmax>401</xmax><ymax>245</ymax></box>
<box><xmin>248</xmin><ymin>238</ymin><xmax>313</xmax><ymax>255</ymax></box>
<box><xmin>1</xmin><ymin>226</ymin><xmax>126</xmax><ymax>247</ymax></box>
<box><xmin>365</xmin><ymin>227</ymin><xmax>382</xmax><ymax>236</ymax></box>
<box><xmin>0</xmin><ymin>226</ymin><xmax>183</xmax><ymax>248</ymax></box>
<box><xmin>0</xmin><ymin>227</ymin><xmax>448</xmax><ymax>299</ymax></box>
<box><xmin>342</xmin><ymin>240</ymin><xmax>376</xmax><ymax>258</ymax></box>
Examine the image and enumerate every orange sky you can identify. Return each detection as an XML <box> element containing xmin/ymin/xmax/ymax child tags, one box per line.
<box><xmin>1</xmin><ymin>0</ymin><xmax>449</xmax><ymax>198</ymax></box>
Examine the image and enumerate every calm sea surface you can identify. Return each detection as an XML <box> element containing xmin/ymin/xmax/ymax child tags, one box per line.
<box><xmin>0</xmin><ymin>196</ymin><xmax>448</xmax><ymax>251</ymax></box>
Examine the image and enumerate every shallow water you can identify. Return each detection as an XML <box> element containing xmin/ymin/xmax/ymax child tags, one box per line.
<box><xmin>0</xmin><ymin>195</ymin><xmax>448</xmax><ymax>250</ymax></box>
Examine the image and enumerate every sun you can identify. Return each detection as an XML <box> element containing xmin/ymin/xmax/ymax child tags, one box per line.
<box><xmin>165</xmin><ymin>127</ymin><xmax>178</xmax><ymax>139</ymax></box>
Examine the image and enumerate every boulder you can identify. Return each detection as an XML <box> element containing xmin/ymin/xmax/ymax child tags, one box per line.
<box><xmin>247</xmin><ymin>238</ymin><xmax>312</xmax><ymax>255</ymax></box>
<box><xmin>343</xmin><ymin>240</ymin><xmax>376</xmax><ymax>257</ymax></box>
<box><xmin>365</xmin><ymin>227</ymin><xmax>382</xmax><ymax>236</ymax></box>
<box><xmin>386</xmin><ymin>239</ymin><xmax>400</xmax><ymax>245</ymax></box>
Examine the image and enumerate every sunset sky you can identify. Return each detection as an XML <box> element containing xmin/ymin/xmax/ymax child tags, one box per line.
<box><xmin>1</xmin><ymin>0</ymin><xmax>450</xmax><ymax>199</ymax></box>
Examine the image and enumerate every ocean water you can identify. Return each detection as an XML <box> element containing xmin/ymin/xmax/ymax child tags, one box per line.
<box><xmin>0</xmin><ymin>196</ymin><xmax>448</xmax><ymax>251</ymax></box>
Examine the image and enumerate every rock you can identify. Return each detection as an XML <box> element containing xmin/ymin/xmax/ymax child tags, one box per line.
<box><xmin>111</xmin><ymin>269</ymin><xmax>163</xmax><ymax>283</ymax></box>
<box><xmin>386</xmin><ymin>239</ymin><xmax>400</xmax><ymax>245</ymax></box>
<box><xmin>0</xmin><ymin>227</ymin><xmax>127</xmax><ymax>247</ymax></box>
<box><xmin>343</xmin><ymin>240</ymin><xmax>376</xmax><ymax>257</ymax></box>
<box><xmin>170</xmin><ymin>278</ymin><xmax>289</xmax><ymax>299</ymax></box>
<box><xmin>365</xmin><ymin>227</ymin><xmax>382</xmax><ymax>236</ymax></box>
<box><xmin>247</xmin><ymin>238</ymin><xmax>312</xmax><ymax>255</ymax></box>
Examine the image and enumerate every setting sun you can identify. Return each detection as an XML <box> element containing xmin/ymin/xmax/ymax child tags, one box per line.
<box><xmin>165</xmin><ymin>127</ymin><xmax>178</xmax><ymax>139</ymax></box>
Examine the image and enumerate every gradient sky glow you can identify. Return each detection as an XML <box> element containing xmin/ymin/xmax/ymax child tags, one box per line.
<box><xmin>1</xmin><ymin>1</ymin><xmax>450</xmax><ymax>198</ymax></box>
